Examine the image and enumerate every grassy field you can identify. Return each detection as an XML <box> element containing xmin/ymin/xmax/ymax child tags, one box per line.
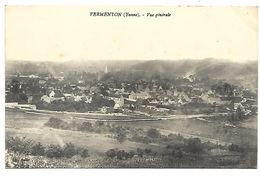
<box><xmin>6</xmin><ymin>110</ymin><xmax>163</xmax><ymax>155</ymax></box>
<box><xmin>116</xmin><ymin>116</ymin><xmax>257</xmax><ymax>148</ymax></box>
<box><xmin>5</xmin><ymin>110</ymin><xmax>257</xmax><ymax>168</ymax></box>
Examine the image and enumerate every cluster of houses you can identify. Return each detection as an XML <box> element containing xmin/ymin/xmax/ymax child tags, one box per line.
<box><xmin>5</xmin><ymin>70</ymin><xmax>257</xmax><ymax>117</ymax></box>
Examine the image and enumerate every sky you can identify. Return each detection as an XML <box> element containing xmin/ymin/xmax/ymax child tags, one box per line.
<box><xmin>5</xmin><ymin>6</ymin><xmax>258</xmax><ymax>62</ymax></box>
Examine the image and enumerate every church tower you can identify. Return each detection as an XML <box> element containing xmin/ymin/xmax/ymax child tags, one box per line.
<box><xmin>104</xmin><ymin>66</ymin><xmax>108</xmax><ymax>74</ymax></box>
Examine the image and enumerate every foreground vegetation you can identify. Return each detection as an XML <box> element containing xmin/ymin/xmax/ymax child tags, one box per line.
<box><xmin>6</xmin><ymin>126</ymin><xmax>255</xmax><ymax>168</ymax></box>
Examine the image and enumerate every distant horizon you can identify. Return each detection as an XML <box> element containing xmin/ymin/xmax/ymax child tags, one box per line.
<box><xmin>5</xmin><ymin>58</ymin><xmax>258</xmax><ymax>63</ymax></box>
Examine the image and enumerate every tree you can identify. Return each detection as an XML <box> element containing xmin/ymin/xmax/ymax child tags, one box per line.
<box><xmin>129</xmin><ymin>104</ymin><xmax>135</xmax><ymax>112</ymax></box>
<box><xmin>63</xmin><ymin>143</ymin><xmax>77</xmax><ymax>158</ymax></box>
<box><xmin>105</xmin><ymin>149</ymin><xmax>117</xmax><ymax>158</ymax></box>
<box><xmin>129</xmin><ymin>150</ymin><xmax>135</xmax><ymax>158</ymax></box>
<box><xmin>115</xmin><ymin>131</ymin><xmax>127</xmax><ymax>143</ymax></box>
<box><xmin>45</xmin><ymin>144</ymin><xmax>64</xmax><ymax>158</ymax></box>
<box><xmin>10</xmin><ymin>79</ymin><xmax>20</xmax><ymax>94</ymax></box>
<box><xmin>19</xmin><ymin>93</ymin><xmax>28</xmax><ymax>103</ymax></box>
<box><xmin>79</xmin><ymin>148</ymin><xmax>89</xmax><ymax>158</ymax></box>
<box><xmin>147</xmin><ymin>128</ymin><xmax>161</xmax><ymax>139</ymax></box>
<box><xmin>176</xmin><ymin>150</ymin><xmax>183</xmax><ymax>158</ymax></box>
<box><xmin>184</xmin><ymin>138</ymin><xmax>204</xmax><ymax>155</ymax></box>
<box><xmin>79</xmin><ymin>122</ymin><xmax>93</xmax><ymax>131</ymax></box>
<box><xmin>116</xmin><ymin>150</ymin><xmax>127</xmax><ymax>160</ymax></box>
<box><xmin>114</xmin><ymin>127</ymin><xmax>127</xmax><ymax>143</ymax></box>
<box><xmin>31</xmin><ymin>142</ymin><xmax>45</xmax><ymax>156</ymax></box>
<box><xmin>136</xmin><ymin>148</ymin><xmax>144</xmax><ymax>157</ymax></box>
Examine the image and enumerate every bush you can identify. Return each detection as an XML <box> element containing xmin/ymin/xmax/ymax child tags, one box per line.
<box><xmin>131</xmin><ymin>135</ymin><xmax>151</xmax><ymax>144</ymax></box>
<box><xmin>136</xmin><ymin>148</ymin><xmax>144</xmax><ymax>157</ymax></box>
<box><xmin>63</xmin><ymin>143</ymin><xmax>77</xmax><ymax>158</ymax></box>
<box><xmin>95</xmin><ymin>121</ymin><xmax>104</xmax><ymax>127</ymax></box>
<box><xmin>106</xmin><ymin>149</ymin><xmax>117</xmax><ymax>158</ymax></box>
<box><xmin>78</xmin><ymin>122</ymin><xmax>93</xmax><ymax>132</ymax></box>
<box><xmin>45</xmin><ymin>144</ymin><xmax>64</xmax><ymax>158</ymax></box>
<box><xmin>184</xmin><ymin>138</ymin><xmax>204</xmax><ymax>154</ymax></box>
<box><xmin>44</xmin><ymin>117</ymin><xmax>68</xmax><ymax>129</ymax></box>
<box><xmin>79</xmin><ymin>148</ymin><xmax>89</xmax><ymax>158</ymax></box>
<box><xmin>147</xmin><ymin>128</ymin><xmax>161</xmax><ymax>139</ymax></box>
<box><xmin>116</xmin><ymin>150</ymin><xmax>127</xmax><ymax>160</ymax></box>
<box><xmin>31</xmin><ymin>142</ymin><xmax>45</xmax><ymax>156</ymax></box>
<box><xmin>129</xmin><ymin>150</ymin><xmax>135</xmax><ymax>158</ymax></box>
<box><xmin>168</xmin><ymin>133</ymin><xmax>184</xmax><ymax>142</ymax></box>
<box><xmin>176</xmin><ymin>150</ymin><xmax>184</xmax><ymax>158</ymax></box>
<box><xmin>6</xmin><ymin>136</ymin><xmax>89</xmax><ymax>160</ymax></box>
<box><xmin>228</xmin><ymin>143</ymin><xmax>244</xmax><ymax>152</ymax></box>
<box><xmin>6</xmin><ymin>136</ymin><xmax>34</xmax><ymax>155</ymax></box>
<box><xmin>114</xmin><ymin>127</ymin><xmax>127</xmax><ymax>143</ymax></box>
<box><xmin>105</xmin><ymin>149</ymin><xmax>136</xmax><ymax>160</ymax></box>
<box><xmin>144</xmin><ymin>148</ymin><xmax>152</xmax><ymax>155</ymax></box>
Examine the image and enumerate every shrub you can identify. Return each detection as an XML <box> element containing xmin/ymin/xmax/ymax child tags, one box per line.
<box><xmin>116</xmin><ymin>150</ymin><xmax>127</xmax><ymax>160</ymax></box>
<box><xmin>95</xmin><ymin>121</ymin><xmax>104</xmax><ymax>127</ymax></box>
<box><xmin>63</xmin><ymin>143</ymin><xmax>77</xmax><ymax>158</ymax></box>
<box><xmin>184</xmin><ymin>138</ymin><xmax>204</xmax><ymax>154</ymax></box>
<box><xmin>168</xmin><ymin>133</ymin><xmax>184</xmax><ymax>142</ymax></box>
<box><xmin>6</xmin><ymin>136</ymin><xmax>34</xmax><ymax>155</ymax></box>
<box><xmin>176</xmin><ymin>150</ymin><xmax>184</xmax><ymax>158</ymax></box>
<box><xmin>79</xmin><ymin>148</ymin><xmax>89</xmax><ymax>158</ymax></box>
<box><xmin>31</xmin><ymin>142</ymin><xmax>45</xmax><ymax>156</ymax></box>
<box><xmin>114</xmin><ymin>127</ymin><xmax>127</xmax><ymax>143</ymax></box>
<box><xmin>147</xmin><ymin>128</ymin><xmax>161</xmax><ymax>139</ymax></box>
<box><xmin>105</xmin><ymin>149</ymin><xmax>136</xmax><ymax>160</ymax></box>
<box><xmin>144</xmin><ymin>148</ymin><xmax>152</xmax><ymax>155</ymax></box>
<box><xmin>105</xmin><ymin>149</ymin><xmax>117</xmax><ymax>158</ymax></box>
<box><xmin>228</xmin><ymin>143</ymin><xmax>244</xmax><ymax>152</ymax></box>
<box><xmin>129</xmin><ymin>150</ymin><xmax>135</xmax><ymax>158</ymax></box>
<box><xmin>115</xmin><ymin>133</ymin><xmax>127</xmax><ymax>143</ymax></box>
<box><xmin>45</xmin><ymin>144</ymin><xmax>64</xmax><ymax>158</ymax></box>
<box><xmin>136</xmin><ymin>148</ymin><xmax>144</xmax><ymax>157</ymax></box>
<box><xmin>78</xmin><ymin>122</ymin><xmax>93</xmax><ymax>132</ymax></box>
<box><xmin>44</xmin><ymin>117</ymin><xmax>68</xmax><ymax>129</ymax></box>
<box><xmin>6</xmin><ymin>136</ymin><xmax>89</xmax><ymax>160</ymax></box>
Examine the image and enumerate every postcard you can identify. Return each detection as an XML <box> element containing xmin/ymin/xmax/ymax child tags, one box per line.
<box><xmin>4</xmin><ymin>5</ymin><xmax>258</xmax><ymax>169</ymax></box>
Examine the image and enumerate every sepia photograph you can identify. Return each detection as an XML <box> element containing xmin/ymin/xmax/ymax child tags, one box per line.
<box><xmin>4</xmin><ymin>6</ymin><xmax>258</xmax><ymax>168</ymax></box>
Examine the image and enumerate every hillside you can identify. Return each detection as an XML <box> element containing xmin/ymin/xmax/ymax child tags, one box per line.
<box><xmin>5</xmin><ymin>59</ymin><xmax>257</xmax><ymax>89</ymax></box>
<box><xmin>131</xmin><ymin>59</ymin><xmax>257</xmax><ymax>79</ymax></box>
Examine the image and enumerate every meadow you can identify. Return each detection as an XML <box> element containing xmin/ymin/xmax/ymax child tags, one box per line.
<box><xmin>5</xmin><ymin>110</ymin><xmax>257</xmax><ymax>168</ymax></box>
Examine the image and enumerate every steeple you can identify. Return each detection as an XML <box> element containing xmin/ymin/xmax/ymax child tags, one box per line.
<box><xmin>104</xmin><ymin>66</ymin><xmax>108</xmax><ymax>74</ymax></box>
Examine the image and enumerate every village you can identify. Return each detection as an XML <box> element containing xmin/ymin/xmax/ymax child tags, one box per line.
<box><xmin>5</xmin><ymin>65</ymin><xmax>257</xmax><ymax>120</ymax></box>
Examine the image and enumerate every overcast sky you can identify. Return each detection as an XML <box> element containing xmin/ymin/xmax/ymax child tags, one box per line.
<box><xmin>5</xmin><ymin>6</ymin><xmax>258</xmax><ymax>62</ymax></box>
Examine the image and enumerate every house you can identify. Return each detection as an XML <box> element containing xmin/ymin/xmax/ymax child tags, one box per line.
<box><xmin>39</xmin><ymin>79</ymin><xmax>46</xmax><ymax>85</ymax></box>
<box><xmin>154</xmin><ymin>107</ymin><xmax>170</xmax><ymax>112</ymax></box>
<box><xmin>5</xmin><ymin>102</ymin><xmax>19</xmax><ymax>108</ymax></box>
<box><xmin>100</xmin><ymin>106</ymin><xmax>114</xmax><ymax>114</ymax></box>
<box><xmin>178</xmin><ymin>92</ymin><xmax>191</xmax><ymax>102</ymax></box>
<box><xmin>129</xmin><ymin>91</ymin><xmax>151</xmax><ymax>101</ymax></box>
<box><xmin>27</xmin><ymin>96</ymin><xmax>33</xmax><ymax>104</ymax></box>
<box><xmin>114</xmin><ymin>103</ymin><xmax>121</xmax><ymax>110</ymax></box>
<box><xmin>192</xmin><ymin>88</ymin><xmax>203</xmax><ymax>96</ymax></box>
<box><xmin>234</xmin><ymin>103</ymin><xmax>245</xmax><ymax>112</ymax></box>
<box><xmin>74</xmin><ymin>95</ymin><xmax>84</xmax><ymax>102</ymax></box>
<box><xmin>41</xmin><ymin>95</ymin><xmax>51</xmax><ymax>103</ymax></box>
<box><xmin>16</xmin><ymin>104</ymin><xmax>37</xmax><ymax>110</ymax></box>
<box><xmin>84</xmin><ymin>96</ymin><xmax>92</xmax><ymax>103</ymax></box>
<box><xmin>110</xmin><ymin>95</ymin><xmax>124</xmax><ymax>107</ymax></box>
<box><xmin>147</xmin><ymin>98</ymin><xmax>159</xmax><ymax>104</ymax></box>
<box><xmin>63</xmin><ymin>93</ymin><xmax>74</xmax><ymax>99</ymax></box>
<box><xmin>243</xmin><ymin>90</ymin><xmax>257</xmax><ymax>99</ymax></box>
<box><xmin>6</xmin><ymin>102</ymin><xmax>36</xmax><ymax>110</ymax></box>
<box><xmin>49</xmin><ymin>91</ymin><xmax>55</xmax><ymax>98</ymax></box>
<box><xmin>29</xmin><ymin>74</ymin><xmax>39</xmax><ymax>78</ymax></box>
